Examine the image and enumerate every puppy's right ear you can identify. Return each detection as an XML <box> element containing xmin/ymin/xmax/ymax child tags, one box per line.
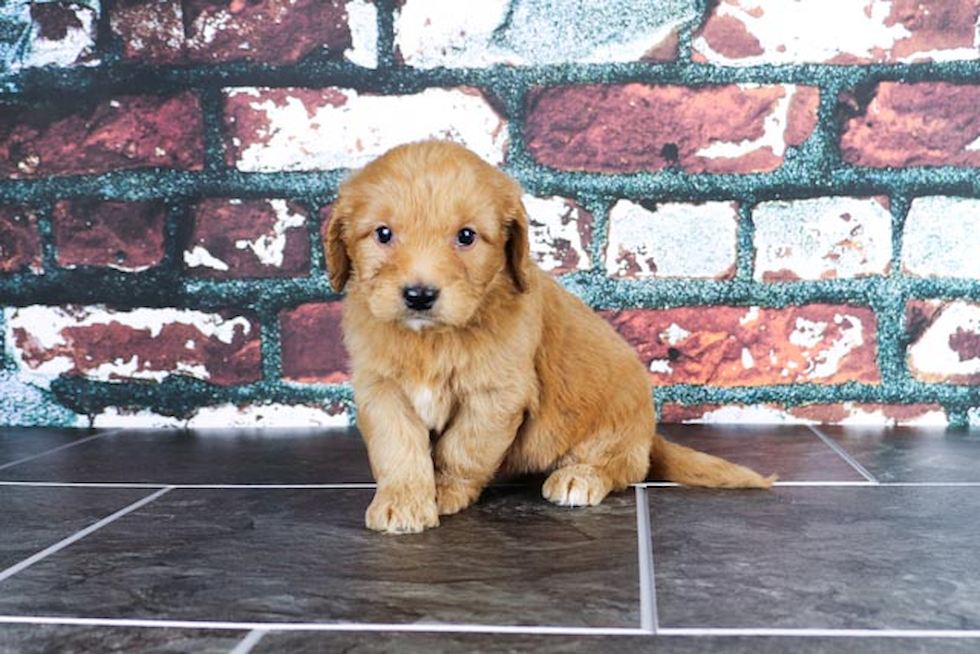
<box><xmin>325</xmin><ymin>198</ymin><xmax>352</xmax><ymax>292</ymax></box>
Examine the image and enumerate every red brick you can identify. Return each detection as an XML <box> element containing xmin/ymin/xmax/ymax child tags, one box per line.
<box><xmin>0</xmin><ymin>93</ymin><xmax>205</xmax><ymax>179</ymax></box>
<box><xmin>695</xmin><ymin>13</ymin><xmax>764</xmax><ymax>61</ymax></box>
<box><xmin>185</xmin><ymin>199</ymin><xmax>310</xmax><ymax>279</ymax></box>
<box><xmin>0</xmin><ymin>206</ymin><xmax>43</xmax><ymax>273</ymax></box>
<box><xmin>110</xmin><ymin>0</ymin><xmax>353</xmax><ymax>65</ymax></box>
<box><xmin>524</xmin><ymin>84</ymin><xmax>819</xmax><ymax>173</ymax></box>
<box><xmin>52</xmin><ymin>200</ymin><xmax>166</xmax><ymax>271</ymax></box>
<box><xmin>8</xmin><ymin>306</ymin><xmax>262</xmax><ymax>386</ymax></box>
<box><xmin>840</xmin><ymin>82</ymin><xmax>980</xmax><ymax>168</ymax></box>
<box><xmin>279</xmin><ymin>303</ymin><xmax>349</xmax><ymax>384</ymax></box>
<box><xmin>186</xmin><ymin>0</ymin><xmax>351</xmax><ymax>63</ymax></box>
<box><xmin>109</xmin><ymin>0</ymin><xmax>185</xmax><ymax>64</ymax></box>
<box><xmin>884</xmin><ymin>0</ymin><xmax>979</xmax><ymax>61</ymax></box>
<box><xmin>604</xmin><ymin>305</ymin><xmax>879</xmax><ymax>386</ymax></box>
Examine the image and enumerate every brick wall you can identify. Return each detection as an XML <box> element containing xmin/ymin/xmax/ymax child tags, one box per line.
<box><xmin>2</xmin><ymin>0</ymin><xmax>980</xmax><ymax>428</ymax></box>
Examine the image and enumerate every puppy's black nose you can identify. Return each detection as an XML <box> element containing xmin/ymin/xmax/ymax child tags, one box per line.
<box><xmin>402</xmin><ymin>285</ymin><xmax>440</xmax><ymax>312</ymax></box>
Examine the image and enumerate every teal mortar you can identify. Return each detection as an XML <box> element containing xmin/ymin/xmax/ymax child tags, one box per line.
<box><xmin>2</xmin><ymin>3</ymin><xmax>980</xmax><ymax>426</ymax></box>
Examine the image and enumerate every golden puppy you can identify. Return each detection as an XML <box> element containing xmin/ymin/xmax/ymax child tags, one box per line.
<box><xmin>326</xmin><ymin>140</ymin><xmax>774</xmax><ymax>534</ymax></box>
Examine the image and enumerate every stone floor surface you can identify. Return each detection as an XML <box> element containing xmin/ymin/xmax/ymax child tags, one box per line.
<box><xmin>1</xmin><ymin>423</ymin><xmax>979</xmax><ymax>653</ymax></box>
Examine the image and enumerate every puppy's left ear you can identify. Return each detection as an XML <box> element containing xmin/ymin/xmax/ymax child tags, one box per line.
<box><xmin>325</xmin><ymin>198</ymin><xmax>352</xmax><ymax>292</ymax></box>
<box><xmin>504</xmin><ymin>191</ymin><xmax>533</xmax><ymax>294</ymax></box>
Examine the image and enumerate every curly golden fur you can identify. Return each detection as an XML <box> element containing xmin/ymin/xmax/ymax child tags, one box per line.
<box><xmin>326</xmin><ymin>140</ymin><xmax>775</xmax><ymax>534</ymax></box>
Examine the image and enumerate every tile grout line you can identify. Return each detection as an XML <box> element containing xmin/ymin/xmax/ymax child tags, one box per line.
<box><xmin>807</xmin><ymin>425</ymin><xmax>879</xmax><ymax>484</ymax></box>
<box><xmin>857</xmin><ymin>482</ymin><xmax>980</xmax><ymax>488</ymax></box>
<box><xmin>0</xmin><ymin>486</ymin><xmax>174</xmax><ymax>585</ymax></box>
<box><xmin>2</xmin><ymin>615</ymin><xmax>979</xmax><ymax>639</ymax></box>
<box><xmin>639</xmin><ymin>481</ymin><xmax>878</xmax><ymax>488</ymax></box>
<box><xmin>0</xmin><ymin>481</ymin><xmax>172</xmax><ymax>489</ymax></box>
<box><xmin>643</xmin><ymin>481</ymin><xmax>980</xmax><ymax>488</ymax></box>
<box><xmin>0</xmin><ymin>481</ymin><xmax>378</xmax><ymax>489</ymax></box>
<box><xmin>657</xmin><ymin>627</ymin><xmax>980</xmax><ymax>639</ymax></box>
<box><xmin>0</xmin><ymin>430</ymin><xmax>122</xmax><ymax>472</ymax></box>
<box><xmin>634</xmin><ymin>485</ymin><xmax>658</xmax><ymax>634</ymax></box>
<box><xmin>228</xmin><ymin>628</ymin><xmax>269</xmax><ymax>654</ymax></box>
<box><xmin>5</xmin><ymin>480</ymin><xmax>980</xmax><ymax>490</ymax></box>
<box><xmin>0</xmin><ymin>616</ymin><xmax>649</xmax><ymax>637</ymax></box>
<box><xmin>768</xmin><ymin>480</ymin><xmax>876</xmax><ymax>487</ymax></box>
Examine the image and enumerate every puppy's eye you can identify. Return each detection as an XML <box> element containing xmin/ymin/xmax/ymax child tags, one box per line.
<box><xmin>374</xmin><ymin>225</ymin><xmax>393</xmax><ymax>245</ymax></box>
<box><xmin>455</xmin><ymin>227</ymin><xmax>477</xmax><ymax>248</ymax></box>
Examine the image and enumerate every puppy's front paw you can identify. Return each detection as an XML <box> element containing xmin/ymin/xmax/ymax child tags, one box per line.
<box><xmin>543</xmin><ymin>465</ymin><xmax>612</xmax><ymax>507</ymax></box>
<box><xmin>365</xmin><ymin>488</ymin><xmax>439</xmax><ymax>534</ymax></box>
<box><xmin>435</xmin><ymin>474</ymin><xmax>481</xmax><ymax>516</ymax></box>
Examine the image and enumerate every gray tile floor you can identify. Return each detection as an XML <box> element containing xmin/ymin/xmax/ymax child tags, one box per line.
<box><xmin>1</xmin><ymin>424</ymin><xmax>979</xmax><ymax>653</ymax></box>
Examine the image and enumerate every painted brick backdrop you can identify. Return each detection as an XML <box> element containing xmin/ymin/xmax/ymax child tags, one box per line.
<box><xmin>2</xmin><ymin>0</ymin><xmax>980</xmax><ymax>428</ymax></box>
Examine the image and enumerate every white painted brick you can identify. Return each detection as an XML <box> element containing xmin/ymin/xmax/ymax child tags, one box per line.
<box><xmin>0</xmin><ymin>370</ymin><xmax>83</xmax><ymax>427</ymax></box>
<box><xmin>395</xmin><ymin>0</ymin><xmax>696</xmax><ymax>68</ymax></box>
<box><xmin>667</xmin><ymin>402</ymin><xmax>947</xmax><ymax>426</ymax></box>
<box><xmin>694</xmin><ymin>0</ymin><xmax>980</xmax><ymax>65</ymax></box>
<box><xmin>685</xmin><ymin>404</ymin><xmax>814</xmax><ymax>425</ymax></box>
<box><xmin>188</xmin><ymin>403</ymin><xmax>351</xmax><ymax>428</ymax></box>
<box><xmin>823</xmin><ymin>405</ymin><xmax>948</xmax><ymax>427</ymax></box>
<box><xmin>89</xmin><ymin>408</ymin><xmax>185</xmax><ymax>429</ymax></box>
<box><xmin>90</xmin><ymin>403</ymin><xmax>351</xmax><ymax>429</ymax></box>
<box><xmin>523</xmin><ymin>195</ymin><xmax>592</xmax><ymax>273</ymax></box>
<box><xmin>14</xmin><ymin>3</ymin><xmax>99</xmax><ymax>71</ymax></box>
<box><xmin>903</xmin><ymin>197</ymin><xmax>980</xmax><ymax>278</ymax></box>
<box><xmin>343</xmin><ymin>0</ymin><xmax>378</xmax><ymax>68</ymax></box>
<box><xmin>753</xmin><ymin>197</ymin><xmax>892</xmax><ymax>281</ymax></box>
<box><xmin>605</xmin><ymin>200</ymin><xmax>737</xmax><ymax>279</ymax></box>
<box><xmin>226</xmin><ymin>87</ymin><xmax>507</xmax><ymax>171</ymax></box>
<box><xmin>908</xmin><ymin>301</ymin><xmax>980</xmax><ymax>382</ymax></box>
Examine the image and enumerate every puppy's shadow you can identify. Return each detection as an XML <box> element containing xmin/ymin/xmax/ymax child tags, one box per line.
<box><xmin>458</xmin><ymin>475</ymin><xmax>633</xmax><ymax>531</ymax></box>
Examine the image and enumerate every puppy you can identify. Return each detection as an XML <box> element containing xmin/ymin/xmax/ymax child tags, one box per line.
<box><xmin>326</xmin><ymin>140</ymin><xmax>775</xmax><ymax>534</ymax></box>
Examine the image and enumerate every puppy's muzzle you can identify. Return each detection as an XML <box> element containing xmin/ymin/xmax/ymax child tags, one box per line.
<box><xmin>402</xmin><ymin>285</ymin><xmax>440</xmax><ymax>312</ymax></box>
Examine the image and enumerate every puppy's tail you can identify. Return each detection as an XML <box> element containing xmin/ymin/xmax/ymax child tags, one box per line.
<box><xmin>649</xmin><ymin>433</ymin><xmax>777</xmax><ymax>489</ymax></box>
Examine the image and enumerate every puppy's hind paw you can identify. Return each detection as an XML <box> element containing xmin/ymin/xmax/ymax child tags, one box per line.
<box><xmin>542</xmin><ymin>464</ymin><xmax>613</xmax><ymax>507</ymax></box>
<box><xmin>365</xmin><ymin>488</ymin><xmax>439</xmax><ymax>534</ymax></box>
<box><xmin>435</xmin><ymin>474</ymin><xmax>481</xmax><ymax>516</ymax></box>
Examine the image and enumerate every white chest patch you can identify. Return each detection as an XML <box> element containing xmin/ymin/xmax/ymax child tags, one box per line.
<box><xmin>411</xmin><ymin>385</ymin><xmax>444</xmax><ymax>431</ymax></box>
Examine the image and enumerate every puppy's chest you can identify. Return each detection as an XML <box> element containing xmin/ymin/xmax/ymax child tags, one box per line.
<box><xmin>406</xmin><ymin>382</ymin><xmax>454</xmax><ymax>433</ymax></box>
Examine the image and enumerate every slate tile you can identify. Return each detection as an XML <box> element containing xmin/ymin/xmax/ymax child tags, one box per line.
<box><xmin>658</xmin><ymin>424</ymin><xmax>865</xmax><ymax>482</ymax></box>
<box><xmin>0</xmin><ymin>428</ymin><xmax>99</xmax><ymax>469</ymax></box>
<box><xmin>815</xmin><ymin>426</ymin><xmax>980</xmax><ymax>483</ymax></box>
<box><xmin>0</xmin><ymin>428</ymin><xmax>372</xmax><ymax>485</ymax></box>
<box><xmin>651</xmin><ymin>487</ymin><xmax>980</xmax><ymax>629</ymax></box>
<box><xmin>251</xmin><ymin>630</ymin><xmax>980</xmax><ymax>654</ymax></box>
<box><xmin>0</xmin><ymin>624</ymin><xmax>242</xmax><ymax>654</ymax></box>
<box><xmin>0</xmin><ymin>486</ymin><xmax>156</xmax><ymax>573</ymax></box>
<box><xmin>0</xmin><ymin>486</ymin><xmax>640</xmax><ymax>628</ymax></box>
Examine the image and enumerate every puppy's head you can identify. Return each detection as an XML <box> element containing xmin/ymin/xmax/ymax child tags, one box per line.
<box><xmin>326</xmin><ymin>140</ymin><xmax>532</xmax><ymax>331</ymax></box>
